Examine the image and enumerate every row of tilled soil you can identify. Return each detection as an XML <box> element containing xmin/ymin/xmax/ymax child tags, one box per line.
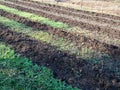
<box><xmin>0</xmin><ymin>9</ymin><xmax>120</xmax><ymax>58</ymax></box>
<box><xmin>0</xmin><ymin>0</ymin><xmax>119</xmax><ymax>90</ymax></box>
<box><xmin>0</xmin><ymin>24</ymin><xmax>120</xmax><ymax>90</ymax></box>
<box><xmin>11</xmin><ymin>0</ymin><xmax>120</xmax><ymax>27</ymax></box>
<box><xmin>23</xmin><ymin>0</ymin><xmax>120</xmax><ymax>20</ymax></box>
<box><xmin>3</xmin><ymin>1</ymin><xmax>120</xmax><ymax>28</ymax></box>
<box><xmin>1</xmin><ymin>1</ymin><xmax>120</xmax><ymax>39</ymax></box>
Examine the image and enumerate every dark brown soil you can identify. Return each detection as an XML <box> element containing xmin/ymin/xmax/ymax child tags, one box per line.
<box><xmin>0</xmin><ymin>0</ymin><xmax>120</xmax><ymax>90</ymax></box>
<box><xmin>23</xmin><ymin>0</ymin><xmax>120</xmax><ymax>20</ymax></box>
<box><xmin>1</xmin><ymin>1</ymin><xmax>120</xmax><ymax>39</ymax></box>
<box><xmin>0</xmin><ymin>24</ymin><xmax>120</xmax><ymax>90</ymax></box>
<box><xmin>0</xmin><ymin>9</ymin><xmax>120</xmax><ymax>58</ymax></box>
<box><xmin>11</xmin><ymin>0</ymin><xmax>120</xmax><ymax>27</ymax></box>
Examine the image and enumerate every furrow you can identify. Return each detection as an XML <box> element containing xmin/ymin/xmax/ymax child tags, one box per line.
<box><xmin>0</xmin><ymin>1</ymin><xmax>120</xmax><ymax>39</ymax></box>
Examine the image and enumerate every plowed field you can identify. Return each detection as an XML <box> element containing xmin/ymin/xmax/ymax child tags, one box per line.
<box><xmin>0</xmin><ymin>0</ymin><xmax>120</xmax><ymax>90</ymax></box>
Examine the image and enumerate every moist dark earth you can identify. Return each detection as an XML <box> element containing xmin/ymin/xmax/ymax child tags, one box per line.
<box><xmin>1</xmin><ymin>0</ymin><xmax>120</xmax><ymax>39</ymax></box>
<box><xmin>0</xmin><ymin>0</ymin><xmax>120</xmax><ymax>90</ymax></box>
<box><xmin>0</xmin><ymin>9</ymin><xmax>120</xmax><ymax>56</ymax></box>
<box><xmin>0</xmin><ymin>24</ymin><xmax>120</xmax><ymax>90</ymax></box>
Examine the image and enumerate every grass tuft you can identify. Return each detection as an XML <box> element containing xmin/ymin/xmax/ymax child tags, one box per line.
<box><xmin>0</xmin><ymin>41</ymin><xmax>79</xmax><ymax>90</ymax></box>
<box><xmin>0</xmin><ymin>16</ymin><xmax>109</xmax><ymax>61</ymax></box>
<box><xmin>0</xmin><ymin>4</ymin><xmax>69</xmax><ymax>29</ymax></box>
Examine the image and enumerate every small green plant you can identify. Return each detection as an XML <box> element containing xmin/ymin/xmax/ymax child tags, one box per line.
<box><xmin>0</xmin><ymin>4</ymin><xmax>69</xmax><ymax>29</ymax></box>
<box><xmin>0</xmin><ymin>16</ymin><xmax>106</xmax><ymax>61</ymax></box>
<box><xmin>0</xmin><ymin>41</ymin><xmax>79</xmax><ymax>90</ymax></box>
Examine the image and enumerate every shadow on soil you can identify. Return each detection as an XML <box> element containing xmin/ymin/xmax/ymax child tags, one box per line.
<box><xmin>0</xmin><ymin>24</ymin><xmax>120</xmax><ymax>90</ymax></box>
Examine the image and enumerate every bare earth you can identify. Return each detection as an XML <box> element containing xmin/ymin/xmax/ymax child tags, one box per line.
<box><xmin>31</xmin><ymin>0</ymin><xmax>120</xmax><ymax>16</ymax></box>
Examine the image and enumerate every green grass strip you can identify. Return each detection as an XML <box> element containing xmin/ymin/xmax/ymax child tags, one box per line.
<box><xmin>0</xmin><ymin>16</ymin><xmax>109</xmax><ymax>61</ymax></box>
<box><xmin>0</xmin><ymin>4</ymin><xmax>119</xmax><ymax>47</ymax></box>
<box><xmin>0</xmin><ymin>4</ymin><xmax>69</xmax><ymax>29</ymax></box>
<box><xmin>0</xmin><ymin>41</ymin><xmax>79</xmax><ymax>90</ymax></box>
<box><xmin>0</xmin><ymin>16</ymin><xmax>78</xmax><ymax>54</ymax></box>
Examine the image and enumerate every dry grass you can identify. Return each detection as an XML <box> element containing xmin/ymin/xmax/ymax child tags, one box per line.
<box><xmin>31</xmin><ymin>0</ymin><xmax>120</xmax><ymax>16</ymax></box>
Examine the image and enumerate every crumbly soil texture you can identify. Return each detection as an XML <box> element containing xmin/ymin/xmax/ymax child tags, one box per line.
<box><xmin>0</xmin><ymin>24</ymin><xmax>120</xmax><ymax>90</ymax></box>
<box><xmin>0</xmin><ymin>0</ymin><xmax>120</xmax><ymax>90</ymax></box>
<box><xmin>0</xmin><ymin>2</ymin><xmax>120</xmax><ymax>38</ymax></box>
<box><xmin>1</xmin><ymin>0</ymin><xmax>120</xmax><ymax>39</ymax></box>
<box><xmin>0</xmin><ymin>9</ymin><xmax>119</xmax><ymax>57</ymax></box>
